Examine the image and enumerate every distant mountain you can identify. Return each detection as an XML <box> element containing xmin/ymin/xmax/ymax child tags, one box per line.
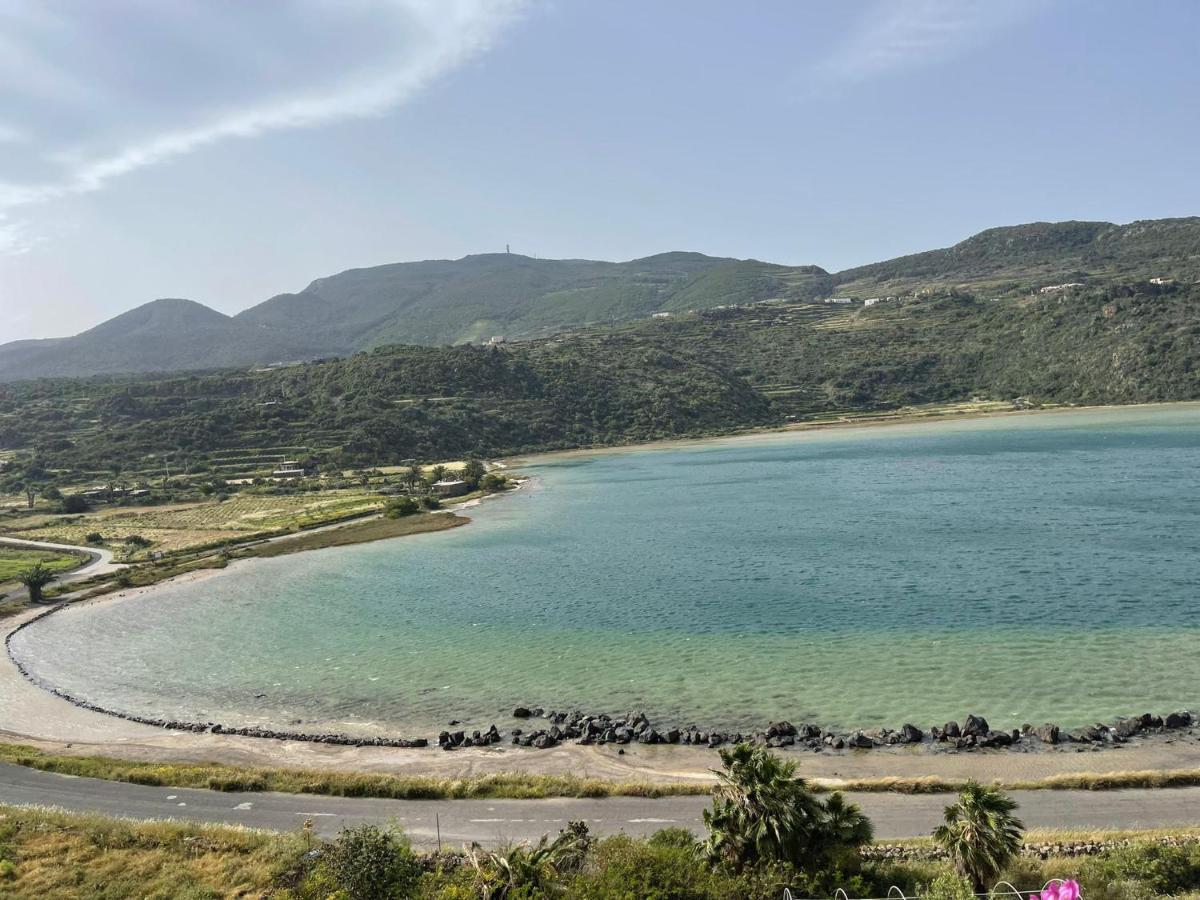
<box><xmin>0</xmin><ymin>299</ymin><xmax>328</xmax><ymax>380</ymax></box>
<box><xmin>2</xmin><ymin>217</ymin><xmax>1197</xmax><ymax>382</ymax></box>
<box><xmin>234</xmin><ymin>251</ymin><xmax>782</xmax><ymax>353</ymax></box>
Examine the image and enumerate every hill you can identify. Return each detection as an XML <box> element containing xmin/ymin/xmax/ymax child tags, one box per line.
<box><xmin>1</xmin><ymin>216</ymin><xmax>1197</xmax><ymax>383</ymax></box>
<box><xmin>0</xmin><ymin>299</ymin><xmax>326</xmax><ymax>380</ymax></box>
<box><xmin>2</xmin><ymin>275</ymin><xmax>1196</xmax><ymax>481</ymax></box>
<box><xmin>832</xmin><ymin>218</ymin><xmax>1200</xmax><ymax>296</ymax></box>
<box><xmin>0</xmin><ymin>251</ymin><xmax>801</xmax><ymax>381</ymax></box>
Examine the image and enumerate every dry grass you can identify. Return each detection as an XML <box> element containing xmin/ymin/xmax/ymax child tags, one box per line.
<box><xmin>0</xmin><ymin>743</ymin><xmax>709</xmax><ymax>801</ymax></box>
<box><xmin>822</xmin><ymin>769</ymin><xmax>1200</xmax><ymax>794</ymax></box>
<box><xmin>0</xmin><ymin>803</ymin><xmax>301</xmax><ymax>899</ymax></box>
<box><xmin>5</xmin><ymin>742</ymin><xmax>1200</xmax><ymax>803</ymax></box>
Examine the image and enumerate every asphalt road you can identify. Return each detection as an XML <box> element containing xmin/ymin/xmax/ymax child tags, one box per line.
<box><xmin>2</xmin><ymin>763</ymin><xmax>1199</xmax><ymax>849</ymax></box>
<box><xmin>0</xmin><ymin>537</ymin><xmax>122</xmax><ymax>603</ymax></box>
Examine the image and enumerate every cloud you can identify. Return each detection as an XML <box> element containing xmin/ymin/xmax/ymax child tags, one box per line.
<box><xmin>0</xmin><ymin>0</ymin><xmax>528</xmax><ymax>248</ymax></box>
<box><xmin>811</xmin><ymin>0</ymin><xmax>1044</xmax><ymax>89</ymax></box>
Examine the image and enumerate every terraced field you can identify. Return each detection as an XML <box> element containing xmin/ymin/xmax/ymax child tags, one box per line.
<box><xmin>0</xmin><ymin>491</ymin><xmax>384</xmax><ymax>560</ymax></box>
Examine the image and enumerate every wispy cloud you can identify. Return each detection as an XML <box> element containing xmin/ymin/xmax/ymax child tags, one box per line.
<box><xmin>0</xmin><ymin>0</ymin><xmax>528</xmax><ymax>251</ymax></box>
<box><xmin>811</xmin><ymin>0</ymin><xmax>1044</xmax><ymax>89</ymax></box>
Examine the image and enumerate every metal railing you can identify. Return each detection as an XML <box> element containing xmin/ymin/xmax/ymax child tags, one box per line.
<box><xmin>784</xmin><ymin>878</ymin><xmax>1077</xmax><ymax>900</ymax></box>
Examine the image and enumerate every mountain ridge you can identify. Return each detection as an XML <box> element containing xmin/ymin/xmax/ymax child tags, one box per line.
<box><xmin>2</xmin><ymin>217</ymin><xmax>1197</xmax><ymax>382</ymax></box>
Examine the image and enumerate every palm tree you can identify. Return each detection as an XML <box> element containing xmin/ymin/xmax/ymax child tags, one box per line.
<box><xmin>702</xmin><ymin>743</ymin><xmax>826</xmax><ymax>871</ymax></box>
<box><xmin>933</xmin><ymin>781</ymin><xmax>1024</xmax><ymax>892</ymax></box>
<box><xmin>17</xmin><ymin>564</ymin><xmax>57</xmax><ymax>603</ymax></box>
<box><xmin>815</xmin><ymin>790</ymin><xmax>875</xmax><ymax>869</ymax></box>
<box><xmin>467</xmin><ymin>822</ymin><xmax>589</xmax><ymax>898</ymax></box>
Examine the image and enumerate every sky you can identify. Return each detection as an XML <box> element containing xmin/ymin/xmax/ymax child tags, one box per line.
<box><xmin>1</xmin><ymin>0</ymin><xmax>1198</xmax><ymax>342</ymax></box>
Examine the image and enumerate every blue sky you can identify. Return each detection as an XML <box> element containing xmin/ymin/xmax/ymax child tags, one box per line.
<box><xmin>2</xmin><ymin>0</ymin><xmax>1198</xmax><ymax>341</ymax></box>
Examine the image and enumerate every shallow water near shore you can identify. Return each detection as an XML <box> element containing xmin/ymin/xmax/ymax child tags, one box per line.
<box><xmin>11</xmin><ymin>404</ymin><xmax>1200</xmax><ymax>737</ymax></box>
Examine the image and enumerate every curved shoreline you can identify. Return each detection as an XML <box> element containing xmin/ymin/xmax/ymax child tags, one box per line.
<box><xmin>7</xmin><ymin>596</ymin><xmax>1195</xmax><ymax>757</ymax></box>
<box><xmin>4</xmin><ymin>401</ymin><xmax>1200</xmax><ymax>778</ymax></box>
<box><xmin>505</xmin><ymin>399</ymin><xmax>1200</xmax><ymax>466</ymax></box>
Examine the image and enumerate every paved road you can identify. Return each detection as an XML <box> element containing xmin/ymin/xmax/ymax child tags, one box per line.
<box><xmin>0</xmin><ymin>537</ymin><xmax>123</xmax><ymax>603</ymax></box>
<box><xmin>2</xmin><ymin>763</ymin><xmax>1198</xmax><ymax>849</ymax></box>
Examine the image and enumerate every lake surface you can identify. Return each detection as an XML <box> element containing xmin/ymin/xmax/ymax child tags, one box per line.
<box><xmin>11</xmin><ymin>405</ymin><xmax>1200</xmax><ymax>737</ymax></box>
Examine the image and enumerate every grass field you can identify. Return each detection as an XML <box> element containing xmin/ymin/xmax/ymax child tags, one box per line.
<box><xmin>0</xmin><ymin>546</ymin><xmax>85</xmax><ymax>583</ymax></box>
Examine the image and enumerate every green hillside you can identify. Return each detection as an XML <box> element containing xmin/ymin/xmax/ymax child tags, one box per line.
<box><xmin>2</xmin><ymin>275</ymin><xmax>1196</xmax><ymax>483</ymax></box>
<box><xmin>1</xmin><ymin>217</ymin><xmax>1197</xmax><ymax>386</ymax></box>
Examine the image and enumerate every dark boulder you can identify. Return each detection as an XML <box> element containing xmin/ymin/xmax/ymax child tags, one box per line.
<box><xmin>962</xmin><ymin>715</ymin><xmax>989</xmax><ymax>738</ymax></box>
<box><xmin>981</xmin><ymin>730</ymin><xmax>1013</xmax><ymax>748</ymax></box>
<box><xmin>1165</xmin><ymin>711</ymin><xmax>1193</xmax><ymax>729</ymax></box>
<box><xmin>767</xmin><ymin>721</ymin><xmax>797</xmax><ymax>739</ymax></box>
<box><xmin>900</xmin><ymin>724</ymin><xmax>924</xmax><ymax>743</ymax></box>
<box><xmin>1069</xmin><ymin>725</ymin><xmax>1103</xmax><ymax>743</ymax></box>
<box><xmin>943</xmin><ymin>721</ymin><xmax>961</xmax><ymax>738</ymax></box>
<box><xmin>847</xmin><ymin>731</ymin><xmax>874</xmax><ymax>749</ymax></box>
<box><xmin>512</xmin><ymin>707</ymin><xmax>532</xmax><ymax>718</ymax></box>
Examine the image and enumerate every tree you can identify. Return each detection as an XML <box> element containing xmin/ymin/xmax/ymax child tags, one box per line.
<box><xmin>429</xmin><ymin>464</ymin><xmax>448</xmax><ymax>485</ymax></box>
<box><xmin>702</xmin><ymin>743</ymin><xmax>871</xmax><ymax>873</ymax></box>
<box><xmin>462</xmin><ymin>458</ymin><xmax>487</xmax><ymax>488</ymax></box>
<box><xmin>467</xmin><ymin>822</ymin><xmax>590</xmax><ymax>899</ymax></box>
<box><xmin>17</xmin><ymin>565</ymin><xmax>57</xmax><ymax>603</ymax></box>
<box><xmin>479</xmin><ymin>472</ymin><xmax>508</xmax><ymax>492</ymax></box>
<box><xmin>402</xmin><ymin>464</ymin><xmax>423</xmax><ymax>492</ymax></box>
<box><xmin>60</xmin><ymin>494</ymin><xmax>90</xmax><ymax>514</ymax></box>
<box><xmin>933</xmin><ymin>781</ymin><xmax>1024</xmax><ymax>892</ymax></box>
<box><xmin>385</xmin><ymin>497</ymin><xmax>420</xmax><ymax>518</ymax></box>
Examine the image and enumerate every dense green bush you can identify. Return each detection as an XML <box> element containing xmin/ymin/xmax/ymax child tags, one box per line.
<box><xmin>321</xmin><ymin>824</ymin><xmax>421</xmax><ymax>900</ymax></box>
<box><xmin>385</xmin><ymin>497</ymin><xmax>420</xmax><ymax>518</ymax></box>
<box><xmin>1078</xmin><ymin>842</ymin><xmax>1200</xmax><ymax>898</ymax></box>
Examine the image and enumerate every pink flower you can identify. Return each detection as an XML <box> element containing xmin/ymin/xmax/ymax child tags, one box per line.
<box><xmin>1039</xmin><ymin>880</ymin><xmax>1080</xmax><ymax>900</ymax></box>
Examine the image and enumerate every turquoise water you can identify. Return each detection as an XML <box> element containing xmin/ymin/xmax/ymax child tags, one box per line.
<box><xmin>11</xmin><ymin>405</ymin><xmax>1200</xmax><ymax>736</ymax></box>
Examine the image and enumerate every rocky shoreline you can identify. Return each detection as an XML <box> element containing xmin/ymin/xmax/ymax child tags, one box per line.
<box><xmin>454</xmin><ymin>705</ymin><xmax>1196</xmax><ymax>754</ymax></box>
<box><xmin>6</xmin><ymin>605</ymin><xmax>1195</xmax><ymax>754</ymax></box>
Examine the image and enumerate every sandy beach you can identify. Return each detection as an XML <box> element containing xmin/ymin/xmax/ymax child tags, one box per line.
<box><xmin>506</xmin><ymin>400</ymin><xmax>1200</xmax><ymax>467</ymax></box>
<box><xmin>5</xmin><ymin>594</ymin><xmax>1200</xmax><ymax>789</ymax></box>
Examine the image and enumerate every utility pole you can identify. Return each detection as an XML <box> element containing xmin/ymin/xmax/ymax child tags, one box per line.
<box><xmin>506</xmin><ymin>243</ymin><xmax>510</xmax><ymax>254</ymax></box>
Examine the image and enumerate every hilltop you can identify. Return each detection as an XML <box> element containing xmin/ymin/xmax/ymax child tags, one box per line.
<box><xmin>0</xmin><ymin>217</ymin><xmax>1197</xmax><ymax>382</ymax></box>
